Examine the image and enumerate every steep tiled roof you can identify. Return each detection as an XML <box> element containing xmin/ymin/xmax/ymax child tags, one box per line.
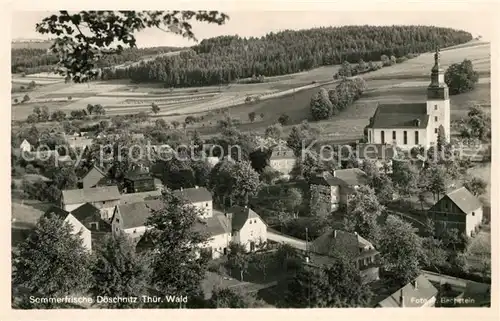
<box><xmin>445</xmin><ymin>187</ymin><xmax>483</xmax><ymax>214</ymax></box>
<box><xmin>173</xmin><ymin>187</ymin><xmax>212</xmax><ymax>203</ymax></box>
<box><xmin>356</xmin><ymin>144</ymin><xmax>396</xmax><ymax>160</ymax></box>
<box><xmin>62</xmin><ymin>186</ymin><xmax>121</xmax><ymax>205</ymax></box>
<box><xmin>370</xmin><ymin>103</ymin><xmax>429</xmax><ymax>129</ymax></box>
<box><xmin>377</xmin><ymin>275</ymin><xmax>438</xmax><ymax>307</ymax></box>
<box><xmin>226</xmin><ymin>206</ymin><xmax>263</xmax><ymax>231</ymax></box>
<box><xmin>116</xmin><ymin>199</ymin><xmax>164</xmax><ymax>229</ymax></box>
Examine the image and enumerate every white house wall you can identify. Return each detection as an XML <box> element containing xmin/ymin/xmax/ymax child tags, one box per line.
<box><xmin>64</xmin><ymin>214</ymin><xmax>92</xmax><ymax>252</ymax></box>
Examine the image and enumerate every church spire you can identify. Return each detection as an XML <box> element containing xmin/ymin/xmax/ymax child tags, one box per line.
<box><xmin>429</xmin><ymin>46</ymin><xmax>443</xmax><ymax>87</ymax></box>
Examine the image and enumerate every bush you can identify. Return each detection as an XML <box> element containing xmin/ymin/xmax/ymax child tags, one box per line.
<box><xmin>396</xmin><ymin>56</ymin><xmax>408</xmax><ymax>64</ymax></box>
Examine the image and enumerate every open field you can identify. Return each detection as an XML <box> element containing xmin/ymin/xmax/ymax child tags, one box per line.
<box><xmin>11</xmin><ymin>41</ymin><xmax>490</xmax><ymax>143</ymax></box>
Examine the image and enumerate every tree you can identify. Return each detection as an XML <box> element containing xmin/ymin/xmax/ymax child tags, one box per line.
<box><xmin>86</xmin><ymin>104</ymin><xmax>95</xmax><ymax>115</ymax></box>
<box><xmin>343</xmin><ymin>185</ymin><xmax>384</xmax><ymax>243</ymax></box>
<box><xmin>248</xmin><ymin>111</ymin><xmax>256</xmax><ymax>123</ymax></box>
<box><xmin>381</xmin><ymin>54</ymin><xmax>391</xmax><ymax>66</ymax></box>
<box><xmin>463</xmin><ymin>176</ymin><xmax>487</xmax><ymax>196</ymax></box>
<box><xmin>22</xmin><ymin>94</ymin><xmax>30</xmax><ymax>103</ymax></box>
<box><xmin>264</xmin><ymin>123</ymin><xmax>283</xmax><ymax>141</ymax></box>
<box><xmin>338</xmin><ymin>61</ymin><xmax>353</xmax><ymax>78</ymax></box>
<box><xmin>425</xmin><ymin>163</ymin><xmax>447</xmax><ymax>201</ymax></box>
<box><xmin>310</xmin><ymin>88</ymin><xmax>332</xmax><ymax>120</ymax></box>
<box><xmin>437</xmin><ymin>125</ymin><xmax>447</xmax><ymax>152</ymax></box>
<box><xmin>379</xmin><ymin>215</ymin><xmax>424</xmax><ymax>286</ymax></box>
<box><xmin>145</xmin><ymin>190</ymin><xmax>209</xmax><ymax>300</ymax></box>
<box><xmin>50</xmin><ymin>110</ymin><xmax>66</xmax><ymax>122</ymax></box>
<box><xmin>460</xmin><ymin>105</ymin><xmax>491</xmax><ymax>142</ymax></box>
<box><xmin>12</xmin><ymin>215</ymin><xmax>92</xmax><ymax>307</ymax></box>
<box><xmin>445</xmin><ymin>59</ymin><xmax>479</xmax><ymax>95</ymax></box>
<box><xmin>36</xmin><ymin>11</ymin><xmax>229</xmax><ymax>82</ymax></box>
<box><xmin>208</xmin><ymin>287</ymin><xmax>267</xmax><ymax>308</ymax></box>
<box><xmin>151</xmin><ymin>102</ymin><xmax>160</xmax><ymax>114</ymax></box>
<box><xmin>230</xmin><ymin>161</ymin><xmax>261</xmax><ymax>205</ymax></box>
<box><xmin>278</xmin><ymin>113</ymin><xmax>291</xmax><ymax>126</ymax></box>
<box><xmin>90</xmin><ymin>234</ymin><xmax>150</xmax><ymax>308</ymax></box>
<box><xmin>282</xmin><ymin>187</ymin><xmax>303</xmax><ymax>216</ymax></box>
<box><xmin>260</xmin><ymin>166</ymin><xmax>281</xmax><ymax>185</ymax></box>
<box><xmin>171</xmin><ymin>120</ymin><xmax>180</xmax><ymax>129</ymax></box>
<box><xmin>227</xmin><ymin>242</ymin><xmax>249</xmax><ymax>281</ymax></box>
<box><xmin>391</xmin><ymin>160</ymin><xmax>419</xmax><ymax>197</ymax></box>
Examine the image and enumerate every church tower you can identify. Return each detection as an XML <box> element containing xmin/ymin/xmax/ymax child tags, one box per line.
<box><xmin>426</xmin><ymin>48</ymin><xmax>450</xmax><ymax>143</ymax></box>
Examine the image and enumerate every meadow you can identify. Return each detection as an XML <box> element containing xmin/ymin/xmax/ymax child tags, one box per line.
<box><xmin>11</xmin><ymin>41</ymin><xmax>490</xmax><ymax>144</ymax></box>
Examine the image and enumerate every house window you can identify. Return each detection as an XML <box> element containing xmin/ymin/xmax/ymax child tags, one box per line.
<box><xmin>472</xmin><ymin>212</ymin><xmax>475</xmax><ymax>216</ymax></box>
<box><xmin>116</xmin><ymin>218</ymin><xmax>120</xmax><ymax>223</ymax></box>
<box><xmin>103</xmin><ymin>201</ymin><xmax>106</xmax><ymax>204</ymax></box>
<box><xmin>435</xmin><ymin>116</ymin><xmax>438</xmax><ymax>122</ymax></box>
<box><xmin>392</xmin><ymin>131</ymin><xmax>396</xmax><ymax>141</ymax></box>
<box><xmin>403</xmin><ymin>131</ymin><xmax>407</xmax><ymax>144</ymax></box>
<box><xmin>89</xmin><ymin>222</ymin><xmax>99</xmax><ymax>230</ymax></box>
<box><xmin>133</xmin><ymin>229</ymin><xmax>137</xmax><ymax>233</ymax></box>
<box><xmin>415</xmin><ymin>131</ymin><xmax>419</xmax><ymax>145</ymax></box>
<box><xmin>434</xmin><ymin>105</ymin><xmax>438</xmax><ymax>110</ymax></box>
<box><xmin>206</xmin><ymin>203</ymin><xmax>209</xmax><ymax>207</ymax></box>
<box><xmin>228</xmin><ymin>233</ymin><xmax>231</xmax><ymax>237</ymax></box>
<box><xmin>435</xmin><ymin>128</ymin><xmax>438</xmax><ymax>134</ymax></box>
<box><xmin>249</xmin><ymin>220</ymin><xmax>252</xmax><ymax>224</ymax></box>
<box><xmin>381</xmin><ymin>131</ymin><xmax>385</xmax><ymax>144</ymax></box>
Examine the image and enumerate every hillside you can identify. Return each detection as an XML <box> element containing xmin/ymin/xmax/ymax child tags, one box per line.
<box><xmin>11</xmin><ymin>45</ymin><xmax>184</xmax><ymax>75</ymax></box>
<box><xmin>101</xmin><ymin>25</ymin><xmax>473</xmax><ymax>87</ymax></box>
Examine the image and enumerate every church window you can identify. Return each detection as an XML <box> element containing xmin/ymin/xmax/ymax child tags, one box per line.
<box><xmin>435</xmin><ymin>128</ymin><xmax>438</xmax><ymax>134</ymax></box>
<box><xmin>403</xmin><ymin>131</ymin><xmax>407</xmax><ymax>144</ymax></box>
<box><xmin>392</xmin><ymin>131</ymin><xmax>396</xmax><ymax>141</ymax></box>
<box><xmin>381</xmin><ymin>131</ymin><xmax>385</xmax><ymax>144</ymax></box>
<box><xmin>415</xmin><ymin>131</ymin><xmax>419</xmax><ymax>145</ymax></box>
<box><xmin>434</xmin><ymin>105</ymin><xmax>438</xmax><ymax>110</ymax></box>
<box><xmin>368</xmin><ymin>130</ymin><xmax>371</xmax><ymax>142</ymax></box>
<box><xmin>435</xmin><ymin>116</ymin><xmax>438</xmax><ymax>122</ymax></box>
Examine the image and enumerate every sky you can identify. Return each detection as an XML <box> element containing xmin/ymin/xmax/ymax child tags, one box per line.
<box><xmin>11</xmin><ymin>10</ymin><xmax>493</xmax><ymax>48</ymax></box>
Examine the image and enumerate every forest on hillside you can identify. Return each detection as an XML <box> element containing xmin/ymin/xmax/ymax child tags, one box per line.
<box><xmin>100</xmin><ymin>25</ymin><xmax>472</xmax><ymax>87</ymax></box>
<box><xmin>11</xmin><ymin>46</ymin><xmax>183</xmax><ymax>75</ymax></box>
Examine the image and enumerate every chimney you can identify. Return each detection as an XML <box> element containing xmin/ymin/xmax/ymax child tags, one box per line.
<box><xmin>333</xmin><ymin>170</ymin><xmax>336</xmax><ymax>177</ymax></box>
<box><xmin>415</xmin><ymin>119</ymin><xmax>421</xmax><ymax>127</ymax></box>
<box><xmin>244</xmin><ymin>205</ymin><xmax>248</xmax><ymax>209</ymax></box>
<box><xmin>334</xmin><ymin>230</ymin><xmax>337</xmax><ymax>238</ymax></box>
<box><xmin>225</xmin><ymin>212</ymin><xmax>233</xmax><ymax>220</ymax></box>
<box><xmin>180</xmin><ymin>187</ymin><xmax>183</xmax><ymax>191</ymax></box>
<box><xmin>195</xmin><ymin>185</ymin><xmax>199</xmax><ymax>189</ymax></box>
<box><xmin>413</xmin><ymin>280</ymin><xmax>418</xmax><ymax>289</ymax></box>
<box><xmin>354</xmin><ymin>231</ymin><xmax>358</xmax><ymax>235</ymax></box>
<box><xmin>399</xmin><ymin>290</ymin><xmax>405</xmax><ymax>307</ymax></box>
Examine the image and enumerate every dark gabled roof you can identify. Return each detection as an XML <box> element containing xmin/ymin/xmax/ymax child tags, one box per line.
<box><xmin>310</xmin><ymin>229</ymin><xmax>376</xmax><ymax>258</ymax></box>
<box><xmin>62</xmin><ymin>186</ymin><xmax>121</xmax><ymax>205</ymax></box>
<box><xmin>44</xmin><ymin>206</ymin><xmax>70</xmax><ymax>220</ymax></box>
<box><xmin>173</xmin><ymin>187</ymin><xmax>212</xmax><ymax>203</ymax></box>
<box><xmin>445</xmin><ymin>187</ymin><xmax>483</xmax><ymax>214</ymax></box>
<box><xmin>70</xmin><ymin>202</ymin><xmax>101</xmax><ymax>222</ymax></box>
<box><xmin>370</xmin><ymin>103</ymin><xmax>429</xmax><ymax>129</ymax></box>
<box><xmin>377</xmin><ymin>275</ymin><xmax>438</xmax><ymax>308</ymax></box>
<box><xmin>124</xmin><ymin>168</ymin><xmax>153</xmax><ymax>181</ymax></box>
<box><xmin>356</xmin><ymin>144</ymin><xmax>396</xmax><ymax>160</ymax></box>
<box><xmin>226</xmin><ymin>206</ymin><xmax>263</xmax><ymax>231</ymax></box>
<box><xmin>116</xmin><ymin>199</ymin><xmax>164</xmax><ymax>229</ymax></box>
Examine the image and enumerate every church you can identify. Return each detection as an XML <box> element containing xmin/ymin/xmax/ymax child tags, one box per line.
<box><xmin>366</xmin><ymin>49</ymin><xmax>450</xmax><ymax>150</ymax></box>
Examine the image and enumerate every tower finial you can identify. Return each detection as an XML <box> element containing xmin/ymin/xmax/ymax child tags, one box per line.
<box><xmin>434</xmin><ymin>46</ymin><xmax>440</xmax><ymax>64</ymax></box>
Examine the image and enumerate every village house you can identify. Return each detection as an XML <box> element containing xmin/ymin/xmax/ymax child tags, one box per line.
<box><xmin>61</xmin><ymin>185</ymin><xmax>121</xmax><ymax>220</ymax></box>
<box><xmin>123</xmin><ymin>167</ymin><xmax>156</xmax><ymax>194</ymax></box>
<box><xmin>376</xmin><ymin>275</ymin><xmax>438</xmax><ymax>307</ymax></box>
<box><xmin>269</xmin><ymin>144</ymin><xmax>296</xmax><ymax>177</ymax></box>
<box><xmin>111</xmin><ymin>199</ymin><xmax>164</xmax><ymax>243</ymax></box>
<box><xmin>309</xmin><ymin>168</ymin><xmax>368</xmax><ymax>214</ymax></box>
<box><xmin>43</xmin><ymin>206</ymin><xmax>93</xmax><ymax>252</ymax></box>
<box><xmin>356</xmin><ymin>143</ymin><xmax>396</xmax><ymax>172</ymax></box>
<box><xmin>70</xmin><ymin>202</ymin><xmax>112</xmax><ymax>233</ymax></box>
<box><xmin>308</xmin><ymin>229</ymin><xmax>380</xmax><ymax>284</ymax></box>
<box><xmin>366</xmin><ymin>49</ymin><xmax>450</xmax><ymax>150</ymax></box>
<box><xmin>428</xmin><ymin>186</ymin><xmax>483</xmax><ymax>237</ymax></box>
<box><xmin>78</xmin><ymin>165</ymin><xmax>113</xmax><ymax>189</ymax></box>
<box><xmin>134</xmin><ymin>204</ymin><xmax>268</xmax><ymax>259</ymax></box>
<box><xmin>20</xmin><ymin>139</ymin><xmax>31</xmax><ymax>152</ymax></box>
<box><xmin>173</xmin><ymin>186</ymin><xmax>213</xmax><ymax>218</ymax></box>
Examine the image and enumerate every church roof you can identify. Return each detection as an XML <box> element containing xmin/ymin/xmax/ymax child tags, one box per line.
<box><xmin>370</xmin><ymin>103</ymin><xmax>429</xmax><ymax>129</ymax></box>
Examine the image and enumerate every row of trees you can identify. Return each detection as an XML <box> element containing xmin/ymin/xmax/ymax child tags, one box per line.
<box><xmin>310</xmin><ymin>77</ymin><xmax>366</xmax><ymax>120</ymax></box>
<box><xmin>24</xmin><ymin>104</ymin><xmax>106</xmax><ymax>124</ymax></box>
<box><xmin>99</xmin><ymin>26</ymin><xmax>472</xmax><ymax>87</ymax></box>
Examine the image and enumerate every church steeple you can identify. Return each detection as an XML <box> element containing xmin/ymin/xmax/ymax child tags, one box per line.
<box><xmin>427</xmin><ymin>47</ymin><xmax>448</xmax><ymax>100</ymax></box>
